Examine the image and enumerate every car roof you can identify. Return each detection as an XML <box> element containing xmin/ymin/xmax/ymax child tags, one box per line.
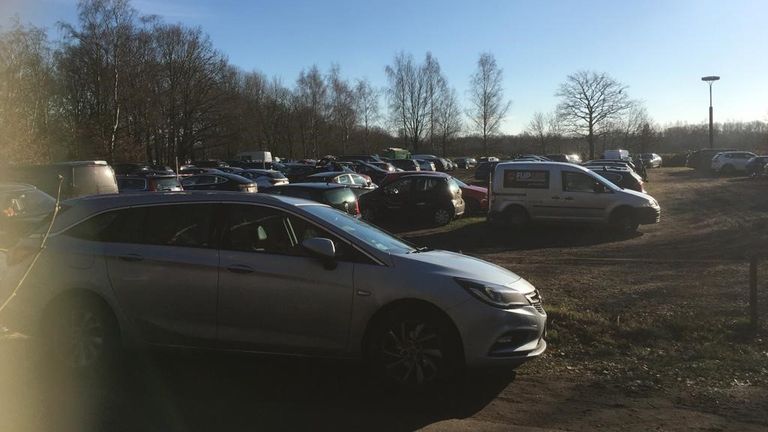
<box><xmin>273</xmin><ymin>182</ymin><xmax>348</xmax><ymax>190</ymax></box>
<box><xmin>307</xmin><ymin>171</ymin><xmax>349</xmax><ymax>178</ymax></box>
<box><xmin>184</xmin><ymin>172</ymin><xmax>254</xmax><ymax>182</ymax></box>
<box><xmin>496</xmin><ymin>161</ymin><xmax>589</xmax><ymax>171</ymax></box>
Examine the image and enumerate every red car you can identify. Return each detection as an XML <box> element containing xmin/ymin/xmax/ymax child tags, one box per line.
<box><xmin>381</xmin><ymin>171</ymin><xmax>488</xmax><ymax>213</ymax></box>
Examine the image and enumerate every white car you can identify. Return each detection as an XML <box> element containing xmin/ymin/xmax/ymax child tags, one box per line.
<box><xmin>711</xmin><ymin>151</ymin><xmax>757</xmax><ymax>174</ymax></box>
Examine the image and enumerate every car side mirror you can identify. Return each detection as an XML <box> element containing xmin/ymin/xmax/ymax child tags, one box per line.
<box><xmin>301</xmin><ymin>237</ymin><xmax>337</xmax><ymax>270</ymax></box>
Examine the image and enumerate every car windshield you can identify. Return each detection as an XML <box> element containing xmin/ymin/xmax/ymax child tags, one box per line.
<box><xmin>302</xmin><ymin>204</ymin><xmax>416</xmax><ymax>254</ymax></box>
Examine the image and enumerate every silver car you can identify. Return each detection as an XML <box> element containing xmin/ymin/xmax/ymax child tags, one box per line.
<box><xmin>1</xmin><ymin>192</ymin><xmax>546</xmax><ymax>385</ymax></box>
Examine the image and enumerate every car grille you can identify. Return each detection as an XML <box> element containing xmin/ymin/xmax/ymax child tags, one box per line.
<box><xmin>526</xmin><ymin>290</ymin><xmax>545</xmax><ymax>314</ymax></box>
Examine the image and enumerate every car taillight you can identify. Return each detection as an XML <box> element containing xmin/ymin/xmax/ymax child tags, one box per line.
<box><xmin>354</xmin><ymin>200</ymin><xmax>360</xmax><ymax>215</ymax></box>
<box><xmin>239</xmin><ymin>184</ymin><xmax>258</xmax><ymax>193</ymax></box>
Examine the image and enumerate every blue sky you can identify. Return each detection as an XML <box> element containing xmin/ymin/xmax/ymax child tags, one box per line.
<box><xmin>3</xmin><ymin>0</ymin><xmax>767</xmax><ymax>133</ymax></box>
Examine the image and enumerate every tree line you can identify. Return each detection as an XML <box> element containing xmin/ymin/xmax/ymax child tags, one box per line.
<box><xmin>1</xmin><ymin>0</ymin><xmax>765</xmax><ymax>167</ymax></box>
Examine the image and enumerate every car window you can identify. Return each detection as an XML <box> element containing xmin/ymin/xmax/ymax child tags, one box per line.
<box><xmin>336</xmin><ymin>174</ymin><xmax>352</xmax><ymax>184</ymax></box>
<box><xmin>118</xmin><ymin>178</ymin><xmax>147</xmax><ymax>190</ymax></box>
<box><xmin>222</xmin><ymin>204</ymin><xmax>360</xmax><ymax>261</ymax></box>
<box><xmin>137</xmin><ymin>204</ymin><xmax>215</xmax><ymax>248</ymax></box>
<box><xmin>415</xmin><ymin>177</ymin><xmax>441</xmax><ymax>192</ymax></box>
<box><xmin>383</xmin><ymin>178</ymin><xmax>413</xmax><ymax>195</ymax></box>
<box><xmin>152</xmin><ymin>177</ymin><xmax>181</xmax><ymax>190</ymax></box>
<box><xmin>214</xmin><ymin>176</ymin><xmax>228</xmax><ymax>184</ymax></box>
<box><xmin>64</xmin><ymin>207</ymin><xmax>145</xmax><ymax>243</ymax></box>
<box><xmin>563</xmin><ymin>171</ymin><xmax>599</xmax><ymax>193</ymax></box>
<box><xmin>502</xmin><ymin>170</ymin><xmax>549</xmax><ymax>189</ymax></box>
<box><xmin>350</xmin><ymin>174</ymin><xmax>367</xmax><ymax>185</ymax></box>
<box><xmin>324</xmin><ymin>188</ymin><xmax>355</xmax><ymax>206</ymax></box>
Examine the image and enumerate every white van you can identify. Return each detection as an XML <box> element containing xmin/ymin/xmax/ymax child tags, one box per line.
<box><xmin>488</xmin><ymin>162</ymin><xmax>660</xmax><ymax>232</ymax></box>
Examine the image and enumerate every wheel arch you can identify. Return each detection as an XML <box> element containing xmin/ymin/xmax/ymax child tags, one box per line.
<box><xmin>361</xmin><ymin>298</ymin><xmax>465</xmax><ymax>363</ymax></box>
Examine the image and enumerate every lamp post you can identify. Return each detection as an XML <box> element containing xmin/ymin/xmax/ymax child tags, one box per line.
<box><xmin>701</xmin><ymin>75</ymin><xmax>720</xmax><ymax>149</ymax></box>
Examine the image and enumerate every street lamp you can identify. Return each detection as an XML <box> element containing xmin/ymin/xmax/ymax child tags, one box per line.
<box><xmin>701</xmin><ymin>75</ymin><xmax>720</xmax><ymax>149</ymax></box>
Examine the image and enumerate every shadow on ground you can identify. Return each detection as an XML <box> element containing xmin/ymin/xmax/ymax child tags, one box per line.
<box><xmin>3</xmin><ymin>346</ymin><xmax>515</xmax><ymax>432</ymax></box>
<box><xmin>389</xmin><ymin>219</ymin><xmax>640</xmax><ymax>254</ymax></box>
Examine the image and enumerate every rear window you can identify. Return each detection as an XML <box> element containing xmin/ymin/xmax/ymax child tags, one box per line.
<box><xmin>152</xmin><ymin>177</ymin><xmax>182</xmax><ymax>190</ymax></box>
<box><xmin>324</xmin><ymin>188</ymin><xmax>355</xmax><ymax>205</ymax></box>
<box><xmin>117</xmin><ymin>178</ymin><xmax>147</xmax><ymax>190</ymax></box>
<box><xmin>502</xmin><ymin>170</ymin><xmax>549</xmax><ymax>189</ymax></box>
<box><xmin>73</xmin><ymin>165</ymin><xmax>118</xmax><ymax>195</ymax></box>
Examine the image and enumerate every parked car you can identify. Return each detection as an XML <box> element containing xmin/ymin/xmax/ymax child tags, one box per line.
<box><xmin>639</xmin><ymin>153</ymin><xmax>663</xmax><ymax>168</ymax></box>
<box><xmin>0</xmin><ymin>183</ymin><xmax>56</xmax><ymax>248</ymax></box>
<box><xmin>304</xmin><ymin>171</ymin><xmax>376</xmax><ymax>196</ymax></box>
<box><xmin>349</xmin><ymin>161</ymin><xmax>390</xmax><ymax>184</ymax></box>
<box><xmin>390</xmin><ymin>159</ymin><xmax>421</xmax><ymax>171</ymax></box>
<box><xmin>180</xmin><ymin>172</ymin><xmax>257</xmax><ymax>192</ymax></box>
<box><xmin>191</xmin><ymin>160</ymin><xmax>229</xmax><ymax>168</ymax></box>
<box><xmin>281</xmin><ymin>163</ymin><xmax>319</xmax><ymax>183</ymax></box>
<box><xmin>2</xmin><ymin>191</ymin><xmax>546</xmax><ymax>386</ymax></box>
<box><xmin>545</xmin><ymin>154</ymin><xmax>582</xmax><ymax>164</ymax></box>
<box><xmin>151</xmin><ymin>165</ymin><xmax>176</xmax><ymax>175</ymax></box>
<box><xmin>369</xmin><ymin>162</ymin><xmax>397</xmax><ymax>173</ymax></box>
<box><xmin>454</xmin><ymin>157</ymin><xmax>477</xmax><ymax>169</ymax></box>
<box><xmin>237</xmin><ymin>169</ymin><xmax>289</xmax><ymax>189</ymax></box>
<box><xmin>453</xmin><ymin>178</ymin><xmax>489</xmax><ymax>213</ymax></box>
<box><xmin>478</xmin><ymin>156</ymin><xmax>499</xmax><ymax>163</ymax></box>
<box><xmin>336</xmin><ymin>154</ymin><xmax>383</xmax><ymax>163</ymax></box>
<box><xmin>474</xmin><ymin>161</ymin><xmax>500</xmax><ymax>182</ymax></box>
<box><xmin>587</xmin><ymin>167</ymin><xmax>645</xmax><ymax>193</ymax></box>
<box><xmin>415</xmin><ymin>159</ymin><xmax>436</xmax><ymax>171</ymax></box>
<box><xmin>488</xmin><ymin>162</ymin><xmax>660</xmax><ymax>233</ymax></box>
<box><xmin>117</xmin><ymin>175</ymin><xmax>183</xmax><ymax>193</ymax></box>
<box><xmin>112</xmin><ymin>163</ymin><xmax>153</xmax><ymax>176</ymax></box>
<box><xmin>264</xmin><ymin>183</ymin><xmax>360</xmax><ymax>217</ymax></box>
<box><xmin>359</xmin><ymin>172</ymin><xmax>465</xmax><ymax>226</ymax></box>
<box><xmin>217</xmin><ymin>166</ymin><xmax>246</xmax><ymax>174</ymax></box>
<box><xmin>603</xmin><ymin>149</ymin><xmax>630</xmax><ymax>160</ymax></box>
<box><xmin>686</xmin><ymin>149</ymin><xmax>736</xmax><ymax>171</ymax></box>
<box><xmin>745</xmin><ymin>156</ymin><xmax>768</xmax><ymax>177</ymax></box>
<box><xmin>583</xmin><ymin>159</ymin><xmax>638</xmax><ymax>172</ymax></box>
<box><xmin>711</xmin><ymin>151</ymin><xmax>757</xmax><ymax>175</ymax></box>
<box><xmin>0</xmin><ymin>160</ymin><xmax>118</xmax><ymax>199</ymax></box>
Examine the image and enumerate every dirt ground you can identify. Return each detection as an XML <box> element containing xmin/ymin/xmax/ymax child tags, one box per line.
<box><xmin>1</xmin><ymin>167</ymin><xmax>767</xmax><ymax>431</ymax></box>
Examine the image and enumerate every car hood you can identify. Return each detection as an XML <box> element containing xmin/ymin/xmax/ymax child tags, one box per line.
<box><xmin>619</xmin><ymin>187</ymin><xmax>657</xmax><ymax>204</ymax></box>
<box><xmin>391</xmin><ymin>249</ymin><xmax>529</xmax><ymax>290</ymax></box>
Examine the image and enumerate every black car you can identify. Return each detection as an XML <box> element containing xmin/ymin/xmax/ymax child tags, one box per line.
<box><xmin>453</xmin><ymin>157</ymin><xmax>477</xmax><ymax>169</ymax></box>
<box><xmin>337</xmin><ymin>154</ymin><xmax>383</xmax><ymax>163</ymax></box>
<box><xmin>587</xmin><ymin>167</ymin><xmax>645</xmax><ymax>193</ymax></box>
<box><xmin>281</xmin><ymin>163</ymin><xmax>319</xmax><ymax>183</ymax></box>
<box><xmin>359</xmin><ymin>172</ymin><xmax>465</xmax><ymax>226</ymax></box>
<box><xmin>112</xmin><ymin>163</ymin><xmax>154</xmax><ymax>176</ymax></box>
<box><xmin>474</xmin><ymin>161</ymin><xmax>500</xmax><ymax>182</ymax></box>
<box><xmin>390</xmin><ymin>159</ymin><xmax>421</xmax><ymax>171</ymax></box>
<box><xmin>263</xmin><ymin>183</ymin><xmax>360</xmax><ymax>217</ymax></box>
<box><xmin>191</xmin><ymin>160</ymin><xmax>229</xmax><ymax>168</ymax></box>
<box><xmin>180</xmin><ymin>172</ymin><xmax>257</xmax><ymax>192</ymax></box>
<box><xmin>349</xmin><ymin>161</ymin><xmax>390</xmax><ymax>184</ymax></box>
<box><xmin>117</xmin><ymin>175</ymin><xmax>183</xmax><ymax>192</ymax></box>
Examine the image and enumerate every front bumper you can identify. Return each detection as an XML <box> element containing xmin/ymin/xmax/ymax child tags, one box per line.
<box><xmin>635</xmin><ymin>207</ymin><xmax>660</xmax><ymax>224</ymax></box>
<box><xmin>448</xmin><ymin>299</ymin><xmax>547</xmax><ymax>368</ymax></box>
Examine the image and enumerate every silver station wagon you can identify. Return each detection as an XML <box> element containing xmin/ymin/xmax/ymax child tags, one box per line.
<box><xmin>1</xmin><ymin>192</ymin><xmax>546</xmax><ymax>385</ymax></box>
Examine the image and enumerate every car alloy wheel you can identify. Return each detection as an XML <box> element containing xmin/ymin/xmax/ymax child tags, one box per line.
<box><xmin>380</xmin><ymin>320</ymin><xmax>443</xmax><ymax>385</ymax></box>
<box><xmin>433</xmin><ymin>208</ymin><xmax>452</xmax><ymax>226</ymax></box>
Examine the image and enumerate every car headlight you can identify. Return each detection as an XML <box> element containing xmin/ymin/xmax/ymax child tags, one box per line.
<box><xmin>454</xmin><ymin>278</ymin><xmax>531</xmax><ymax>309</ymax></box>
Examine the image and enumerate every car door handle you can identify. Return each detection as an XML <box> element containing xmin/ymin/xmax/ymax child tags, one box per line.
<box><xmin>564</xmin><ymin>197</ymin><xmax>574</xmax><ymax>201</ymax></box>
<box><xmin>118</xmin><ymin>254</ymin><xmax>143</xmax><ymax>262</ymax></box>
<box><xmin>551</xmin><ymin>196</ymin><xmax>561</xmax><ymax>200</ymax></box>
<box><xmin>227</xmin><ymin>264</ymin><xmax>255</xmax><ymax>274</ymax></box>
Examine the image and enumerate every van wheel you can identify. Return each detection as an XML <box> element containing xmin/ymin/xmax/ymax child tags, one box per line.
<box><xmin>433</xmin><ymin>208</ymin><xmax>453</xmax><ymax>226</ymax></box>
<box><xmin>366</xmin><ymin>305</ymin><xmax>463</xmax><ymax>387</ymax></box>
<box><xmin>42</xmin><ymin>295</ymin><xmax>121</xmax><ymax>375</ymax></box>
<box><xmin>610</xmin><ymin>209</ymin><xmax>639</xmax><ymax>233</ymax></box>
<box><xmin>504</xmin><ymin>206</ymin><xmax>529</xmax><ymax>228</ymax></box>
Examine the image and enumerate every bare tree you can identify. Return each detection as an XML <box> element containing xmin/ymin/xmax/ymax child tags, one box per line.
<box><xmin>556</xmin><ymin>70</ymin><xmax>633</xmax><ymax>159</ymax></box>
<box><xmin>527</xmin><ymin>112</ymin><xmax>547</xmax><ymax>154</ymax></box>
<box><xmin>468</xmin><ymin>52</ymin><xmax>511</xmax><ymax>154</ymax></box>
<box><xmin>328</xmin><ymin>65</ymin><xmax>356</xmax><ymax>154</ymax></box>
<box><xmin>295</xmin><ymin>65</ymin><xmax>328</xmax><ymax>158</ymax></box>
<box><xmin>385</xmin><ymin>52</ymin><xmax>429</xmax><ymax>152</ymax></box>
<box><xmin>354</xmin><ymin>78</ymin><xmax>380</xmax><ymax>153</ymax></box>
<box><xmin>434</xmin><ymin>82</ymin><xmax>462</xmax><ymax>156</ymax></box>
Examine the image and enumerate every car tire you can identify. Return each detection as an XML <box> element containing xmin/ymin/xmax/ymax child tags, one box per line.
<box><xmin>366</xmin><ymin>304</ymin><xmax>464</xmax><ymax>388</ymax></box>
<box><xmin>610</xmin><ymin>208</ymin><xmax>639</xmax><ymax>234</ymax></box>
<box><xmin>503</xmin><ymin>205</ymin><xmax>529</xmax><ymax>228</ymax></box>
<box><xmin>41</xmin><ymin>295</ymin><xmax>121</xmax><ymax>375</ymax></box>
<box><xmin>433</xmin><ymin>207</ymin><xmax>453</xmax><ymax>226</ymax></box>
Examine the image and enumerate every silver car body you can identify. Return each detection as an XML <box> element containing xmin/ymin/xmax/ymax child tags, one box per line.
<box><xmin>488</xmin><ymin>162</ymin><xmax>660</xmax><ymax>226</ymax></box>
<box><xmin>1</xmin><ymin>192</ymin><xmax>546</xmax><ymax>368</ymax></box>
